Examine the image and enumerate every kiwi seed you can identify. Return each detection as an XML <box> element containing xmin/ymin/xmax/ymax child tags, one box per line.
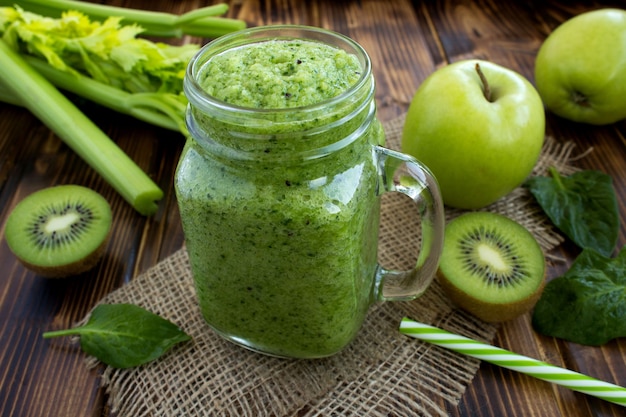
<box><xmin>5</xmin><ymin>185</ymin><xmax>112</xmax><ymax>278</ymax></box>
<box><xmin>437</xmin><ymin>211</ymin><xmax>545</xmax><ymax>323</ymax></box>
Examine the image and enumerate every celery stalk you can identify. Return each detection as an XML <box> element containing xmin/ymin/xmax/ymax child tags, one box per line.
<box><xmin>0</xmin><ymin>0</ymin><xmax>246</xmax><ymax>38</ymax></box>
<box><xmin>0</xmin><ymin>82</ymin><xmax>20</xmax><ymax>106</ymax></box>
<box><xmin>0</xmin><ymin>39</ymin><xmax>163</xmax><ymax>215</ymax></box>
<box><xmin>0</xmin><ymin>58</ymin><xmax>186</xmax><ymax>133</ymax></box>
<box><xmin>25</xmin><ymin>56</ymin><xmax>185</xmax><ymax>133</ymax></box>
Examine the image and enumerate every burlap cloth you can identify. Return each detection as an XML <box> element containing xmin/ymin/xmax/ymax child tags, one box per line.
<box><xmin>86</xmin><ymin>115</ymin><xmax>584</xmax><ymax>417</ymax></box>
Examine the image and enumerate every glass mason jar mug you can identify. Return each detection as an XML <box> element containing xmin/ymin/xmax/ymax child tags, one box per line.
<box><xmin>176</xmin><ymin>25</ymin><xmax>444</xmax><ymax>359</ymax></box>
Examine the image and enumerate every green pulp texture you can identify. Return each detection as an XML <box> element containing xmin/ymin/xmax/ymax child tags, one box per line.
<box><xmin>198</xmin><ymin>39</ymin><xmax>362</xmax><ymax>108</ymax></box>
<box><xmin>176</xmin><ymin>144</ymin><xmax>380</xmax><ymax>357</ymax></box>
<box><xmin>176</xmin><ymin>38</ymin><xmax>383</xmax><ymax>358</ymax></box>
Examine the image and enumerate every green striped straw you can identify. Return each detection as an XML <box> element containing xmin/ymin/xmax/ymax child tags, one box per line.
<box><xmin>399</xmin><ymin>317</ymin><xmax>626</xmax><ymax>407</ymax></box>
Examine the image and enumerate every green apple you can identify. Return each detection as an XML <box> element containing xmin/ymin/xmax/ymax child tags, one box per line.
<box><xmin>401</xmin><ymin>60</ymin><xmax>545</xmax><ymax>209</ymax></box>
<box><xmin>534</xmin><ymin>8</ymin><xmax>626</xmax><ymax>125</ymax></box>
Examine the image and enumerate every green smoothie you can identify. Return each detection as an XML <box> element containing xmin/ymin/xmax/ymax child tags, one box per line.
<box><xmin>197</xmin><ymin>39</ymin><xmax>362</xmax><ymax>108</ymax></box>
<box><xmin>176</xmin><ymin>36</ymin><xmax>384</xmax><ymax>357</ymax></box>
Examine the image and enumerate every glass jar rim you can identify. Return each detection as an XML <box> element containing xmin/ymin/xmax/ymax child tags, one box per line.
<box><xmin>184</xmin><ymin>24</ymin><xmax>373</xmax><ymax>116</ymax></box>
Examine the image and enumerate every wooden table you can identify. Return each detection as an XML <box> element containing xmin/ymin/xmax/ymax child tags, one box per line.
<box><xmin>1</xmin><ymin>1</ymin><xmax>625</xmax><ymax>416</ymax></box>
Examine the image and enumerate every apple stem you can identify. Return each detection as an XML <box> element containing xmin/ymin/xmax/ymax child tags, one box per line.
<box><xmin>475</xmin><ymin>63</ymin><xmax>492</xmax><ymax>102</ymax></box>
<box><xmin>572</xmin><ymin>91</ymin><xmax>591</xmax><ymax>107</ymax></box>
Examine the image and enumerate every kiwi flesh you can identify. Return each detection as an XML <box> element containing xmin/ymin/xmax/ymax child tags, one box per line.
<box><xmin>437</xmin><ymin>212</ymin><xmax>545</xmax><ymax>323</ymax></box>
<box><xmin>5</xmin><ymin>185</ymin><xmax>112</xmax><ymax>278</ymax></box>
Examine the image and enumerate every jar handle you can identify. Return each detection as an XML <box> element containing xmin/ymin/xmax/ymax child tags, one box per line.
<box><xmin>374</xmin><ymin>146</ymin><xmax>445</xmax><ymax>301</ymax></box>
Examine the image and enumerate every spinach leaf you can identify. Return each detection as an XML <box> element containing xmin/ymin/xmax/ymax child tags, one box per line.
<box><xmin>524</xmin><ymin>167</ymin><xmax>619</xmax><ymax>257</ymax></box>
<box><xmin>43</xmin><ymin>304</ymin><xmax>191</xmax><ymax>368</ymax></box>
<box><xmin>532</xmin><ymin>247</ymin><xmax>626</xmax><ymax>346</ymax></box>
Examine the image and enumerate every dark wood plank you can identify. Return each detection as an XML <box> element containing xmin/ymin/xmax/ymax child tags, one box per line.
<box><xmin>417</xmin><ymin>2</ymin><xmax>626</xmax><ymax>416</ymax></box>
<box><xmin>1</xmin><ymin>1</ymin><xmax>625</xmax><ymax>416</ymax></box>
<box><xmin>0</xmin><ymin>8</ymin><xmax>185</xmax><ymax>417</ymax></box>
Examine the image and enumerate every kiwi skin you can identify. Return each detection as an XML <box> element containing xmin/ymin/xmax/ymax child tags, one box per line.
<box><xmin>17</xmin><ymin>235</ymin><xmax>111</xmax><ymax>278</ymax></box>
<box><xmin>5</xmin><ymin>185</ymin><xmax>112</xmax><ymax>278</ymax></box>
<box><xmin>439</xmin><ymin>271</ymin><xmax>546</xmax><ymax>323</ymax></box>
<box><xmin>437</xmin><ymin>212</ymin><xmax>546</xmax><ymax>323</ymax></box>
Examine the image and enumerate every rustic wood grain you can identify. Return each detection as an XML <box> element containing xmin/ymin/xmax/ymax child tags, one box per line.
<box><xmin>1</xmin><ymin>1</ymin><xmax>625</xmax><ymax>416</ymax></box>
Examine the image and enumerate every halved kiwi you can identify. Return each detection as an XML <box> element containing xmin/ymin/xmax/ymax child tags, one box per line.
<box><xmin>438</xmin><ymin>212</ymin><xmax>545</xmax><ymax>323</ymax></box>
<box><xmin>5</xmin><ymin>185</ymin><xmax>112</xmax><ymax>278</ymax></box>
